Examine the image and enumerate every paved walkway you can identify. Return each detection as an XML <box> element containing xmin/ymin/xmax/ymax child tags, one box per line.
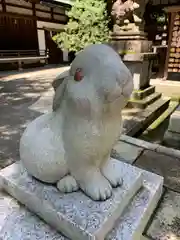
<box><xmin>0</xmin><ymin>64</ymin><xmax>68</xmax><ymax>80</ymax></box>
<box><xmin>0</xmin><ymin>67</ymin><xmax>180</xmax><ymax>239</ymax></box>
<box><xmin>151</xmin><ymin>78</ymin><xmax>180</xmax><ymax>99</ymax></box>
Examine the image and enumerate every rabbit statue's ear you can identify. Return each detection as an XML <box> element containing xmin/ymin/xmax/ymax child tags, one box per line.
<box><xmin>52</xmin><ymin>79</ymin><xmax>67</xmax><ymax>112</ymax></box>
<box><xmin>52</xmin><ymin>69</ymin><xmax>70</xmax><ymax>91</ymax></box>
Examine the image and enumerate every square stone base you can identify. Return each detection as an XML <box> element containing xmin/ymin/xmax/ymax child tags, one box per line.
<box><xmin>0</xmin><ymin>160</ymin><xmax>163</xmax><ymax>240</ymax></box>
<box><xmin>0</xmin><ymin>160</ymin><xmax>142</xmax><ymax>240</ymax></box>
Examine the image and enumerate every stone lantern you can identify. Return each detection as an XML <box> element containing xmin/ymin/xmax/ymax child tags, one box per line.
<box><xmin>111</xmin><ymin>0</ymin><xmax>155</xmax><ymax>91</ymax></box>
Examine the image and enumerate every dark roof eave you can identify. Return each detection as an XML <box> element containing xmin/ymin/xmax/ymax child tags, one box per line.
<box><xmin>40</xmin><ymin>0</ymin><xmax>73</xmax><ymax>8</ymax></box>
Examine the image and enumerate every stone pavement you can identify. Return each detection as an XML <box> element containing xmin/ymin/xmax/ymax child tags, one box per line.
<box><xmin>0</xmin><ymin>67</ymin><xmax>180</xmax><ymax>239</ymax></box>
<box><xmin>151</xmin><ymin>78</ymin><xmax>180</xmax><ymax>99</ymax></box>
<box><xmin>117</xmin><ymin>136</ymin><xmax>180</xmax><ymax>240</ymax></box>
<box><xmin>0</xmin><ymin>65</ymin><xmax>68</xmax><ymax>81</ymax></box>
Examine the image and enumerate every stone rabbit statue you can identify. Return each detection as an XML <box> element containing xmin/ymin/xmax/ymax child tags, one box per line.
<box><xmin>20</xmin><ymin>44</ymin><xmax>133</xmax><ymax>201</ymax></box>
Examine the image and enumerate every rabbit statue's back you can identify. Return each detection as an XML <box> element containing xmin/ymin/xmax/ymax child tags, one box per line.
<box><xmin>20</xmin><ymin>44</ymin><xmax>133</xmax><ymax>201</ymax></box>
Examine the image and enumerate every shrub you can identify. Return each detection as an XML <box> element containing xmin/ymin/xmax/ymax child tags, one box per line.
<box><xmin>53</xmin><ymin>0</ymin><xmax>110</xmax><ymax>52</ymax></box>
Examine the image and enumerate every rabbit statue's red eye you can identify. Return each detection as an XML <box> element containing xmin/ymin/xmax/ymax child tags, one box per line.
<box><xmin>74</xmin><ymin>68</ymin><xmax>83</xmax><ymax>81</ymax></box>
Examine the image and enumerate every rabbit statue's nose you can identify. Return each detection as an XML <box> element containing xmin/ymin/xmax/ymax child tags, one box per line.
<box><xmin>74</xmin><ymin>68</ymin><xmax>84</xmax><ymax>82</ymax></box>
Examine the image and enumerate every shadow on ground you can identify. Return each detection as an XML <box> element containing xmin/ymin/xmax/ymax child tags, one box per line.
<box><xmin>0</xmin><ymin>77</ymin><xmax>53</xmax><ymax>169</ymax></box>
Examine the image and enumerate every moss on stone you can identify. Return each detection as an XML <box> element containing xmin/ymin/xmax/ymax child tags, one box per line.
<box><xmin>170</xmin><ymin>96</ymin><xmax>180</xmax><ymax>103</ymax></box>
<box><xmin>147</xmin><ymin>101</ymin><xmax>179</xmax><ymax>130</ymax></box>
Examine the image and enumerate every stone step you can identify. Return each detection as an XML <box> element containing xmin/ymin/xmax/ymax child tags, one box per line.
<box><xmin>0</xmin><ymin>161</ymin><xmax>142</xmax><ymax>240</ymax></box>
<box><xmin>0</xmin><ymin>163</ymin><xmax>163</xmax><ymax>240</ymax></box>
<box><xmin>132</xmin><ymin>86</ymin><xmax>156</xmax><ymax>100</ymax></box>
<box><xmin>128</xmin><ymin>92</ymin><xmax>162</xmax><ymax>109</ymax></box>
<box><xmin>122</xmin><ymin>97</ymin><xmax>170</xmax><ymax>137</ymax></box>
<box><xmin>146</xmin><ymin>100</ymin><xmax>179</xmax><ymax>132</ymax></box>
<box><xmin>139</xmin><ymin>100</ymin><xmax>179</xmax><ymax>144</ymax></box>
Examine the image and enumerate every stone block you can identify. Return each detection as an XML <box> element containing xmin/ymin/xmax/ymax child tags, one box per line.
<box><xmin>0</xmin><ymin>164</ymin><xmax>163</xmax><ymax>240</ymax></box>
<box><xmin>147</xmin><ymin>190</ymin><xmax>180</xmax><ymax>240</ymax></box>
<box><xmin>132</xmin><ymin>86</ymin><xmax>155</xmax><ymax>100</ymax></box>
<box><xmin>0</xmin><ymin>192</ymin><xmax>67</xmax><ymax>240</ymax></box>
<box><xmin>156</xmin><ymin>144</ymin><xmax>180</xmax><ymax>160</ymax></box>
<box><xmin>0</xmin><ymin>161</ymin><xmax>142</xmax><ymax>240</ymax></box>
<box><xmin>128</xmin><ymin>92</ymin><xmax>162</xmax><ymax>109</ymax></box>
<box><xmin>111</xmin><ymin>141</ymin><xmax>143</xmax><ymax>164</ymax></box>
<box><xmin>120</xmin><ymin>135</ymin><xmax>159</xmax><ymax>151</ymax></box>
<box><xmin>168</xmin><ymin>111</ymin><xmax>180</xmax><ymax>133</ymax></box>
<box><xmin>120</xmin><ymin>134</ymin><xmax>180</xmax><ymax>162</ymax></box>
<box><xmin>111</xmin><ymin>38</ymin><xmax>150</xmax><ymax>56</ymax></box>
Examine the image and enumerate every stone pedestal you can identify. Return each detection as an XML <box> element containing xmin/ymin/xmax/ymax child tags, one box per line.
<box><xmin>111</xmin><ymin>32</ymin><xmax>155</xmax><ymax>91</ymax></box>
<box><xmin>125</xmin><ymin>55</ymin><xmax>152</xmax><ymax>91</ymax></box>
<box><xmin>111</xmin><ymin>32</ymin><xmax>149</xmax><ymax>55</ymax></box>
<box><xmin>0</xmin><ymin>159</ymin><xmax>163</xmax><ymax>240</ymax></box>
<box><xmin>111</xmin><ymin>31</ymin><xmax>159</xmax><ymax>111</ymax></box>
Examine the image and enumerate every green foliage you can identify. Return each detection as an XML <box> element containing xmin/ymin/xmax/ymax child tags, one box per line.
<box><xmin>151</xmin><ymin>11</ymin><xmax>167</xmax><ymax>25</ymax></box>
<box><xmin>53</xmin><ymin>0</ymin><xmax>110</xmax><ymax>52</ymax></box>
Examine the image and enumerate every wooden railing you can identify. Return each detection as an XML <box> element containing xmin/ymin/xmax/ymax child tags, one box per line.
<box><xmin>0</xmin><ymin>50</ymin><xmax>49</xmax><ymax>58</ymax></box>
<box><xmin>0</xmin><ymin>50</ymin><xmax>49</xmax><ymax>71</ymax></box>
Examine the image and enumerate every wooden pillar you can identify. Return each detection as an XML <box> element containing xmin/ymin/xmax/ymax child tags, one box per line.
<box><xmin>2</xmin><ymin>0</ymin><xmax>6</xmax><ymax>12</ymax></box>
<box><xmin>18</xmin><ymin>60</ymin><xmax>23</xmax><ymax>71</ymax></box>
<box><xmin>51</xmin><ymin>7</ymin><xmax>54</xmax><ymax>20</ymax></box>
<box><xmin>32</xmin><ymin>2</ymin><xmax>36</xmax><ymax>16</ymax></box>
<box><xmin>32</xmin><ymin>3</ymin><xmax>39</xmax><ymax>55</ymax></box>
<box><xmin>164</xmin><ymin>12</ymin><xmax>175</xmax><ymax>80</ymax></box>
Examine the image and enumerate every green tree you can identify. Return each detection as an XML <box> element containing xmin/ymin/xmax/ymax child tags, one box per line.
<box><xmin>53</xmin><ymin>0</ymin><xmax>110</xmax><ymax>53</ymax></box>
